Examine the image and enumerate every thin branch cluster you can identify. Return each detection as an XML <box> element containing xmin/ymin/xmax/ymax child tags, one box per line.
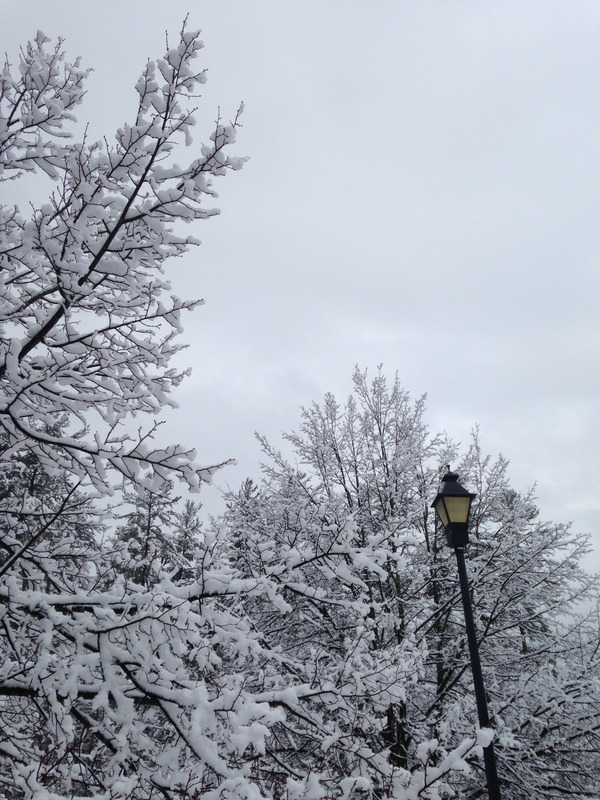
<box><xmin>0</xmin><ymin>27</ymin><xmax>245</xmax><ymax>492</ymax></box>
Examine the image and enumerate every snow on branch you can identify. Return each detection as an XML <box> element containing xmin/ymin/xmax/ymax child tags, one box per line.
<box><xmin>0</xmin><ymin>25</ymin><xmax>245</xmax><ymax>492</ymax></box>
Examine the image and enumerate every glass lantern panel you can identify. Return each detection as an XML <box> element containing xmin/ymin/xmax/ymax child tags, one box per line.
<box><xmin>443</xmin><ymin>496</ymin><xmax>471</xmax><ymax>524</ymax></box>
<box><xmin>435</xmin><ymin>499</ymin><xmax>449</xmax><ymax>527</ymax></box>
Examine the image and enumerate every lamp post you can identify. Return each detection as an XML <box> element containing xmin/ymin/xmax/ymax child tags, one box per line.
<box><xmin>431</xmin><ymin>469</ymin><xmax>501</xmax><ymax>800</ymax></box>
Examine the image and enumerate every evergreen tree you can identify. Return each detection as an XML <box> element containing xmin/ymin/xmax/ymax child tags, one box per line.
<box><xmin>113</xmin><ymin>483</ymin><xmax>203</xmax><ymax>587</ymax></box>
<box><xmin>114</xmin><ymin>481</ymin><xmax>179</xmax><ymax>587</ymax></box>
<box><xmin>0</xmin><ymin>423</ymin><xmax>101</xmax><ymax>587</ymax></box>
<box><xmin>174</xmin><ymin>498</ymin><xmax>204</xmax><ymax>580</ymax></box>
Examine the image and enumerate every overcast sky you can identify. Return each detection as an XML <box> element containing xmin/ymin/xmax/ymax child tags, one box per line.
<box><xmin>5</xmin><ymin>1</ymin><xmax>600</xmax><ymax>567</ymax></box>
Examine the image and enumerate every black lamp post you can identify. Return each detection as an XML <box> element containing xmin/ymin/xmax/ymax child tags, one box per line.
<box><xmin>432</xmin><ymin>470</ymin><xmax>501</xmax><ymax>800</ymax></box>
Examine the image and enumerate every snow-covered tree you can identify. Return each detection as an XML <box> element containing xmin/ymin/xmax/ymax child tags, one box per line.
<box><xmin>112</xmin><ymin>482</ymin><xmax>204</xmax><ymax>587</ymax></box>
<box><xmin>4</xmin><ymin>23</ymin><xmax>591</xmax><ymax>800</ymax></box>
<box><xmin>0</xmin><ymin>26</ymin><xmax>292</xmax><ymax>800</ymax></box>
<box><xmin>0</xmin><ymin>420</ymin><xmax>101</xmax><ymax>592</ymax></box>
<box><xmin>0</xmin><ymin>30</ymin><xmax>483</xmax><ymax>800</ymax></box>
<box><xmin>113</xmin><ymin>481</ymin><xmax>180</xmax><ymax>588</ymax></box>
<box><xmin>220</xmin><ymin>367</ymin><xmax>600</xmax><ymax>799</ymax></box>
<box><xmin>0</xmin><ymin>26</ymin><xmax>245</xmax><ymax>493</ymax></box>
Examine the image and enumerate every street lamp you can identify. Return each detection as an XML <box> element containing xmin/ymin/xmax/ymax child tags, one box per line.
<box><xmin>432</xmin><ymin>469</ymin><xmax>501</xmax><ymax>800</ymax></box>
